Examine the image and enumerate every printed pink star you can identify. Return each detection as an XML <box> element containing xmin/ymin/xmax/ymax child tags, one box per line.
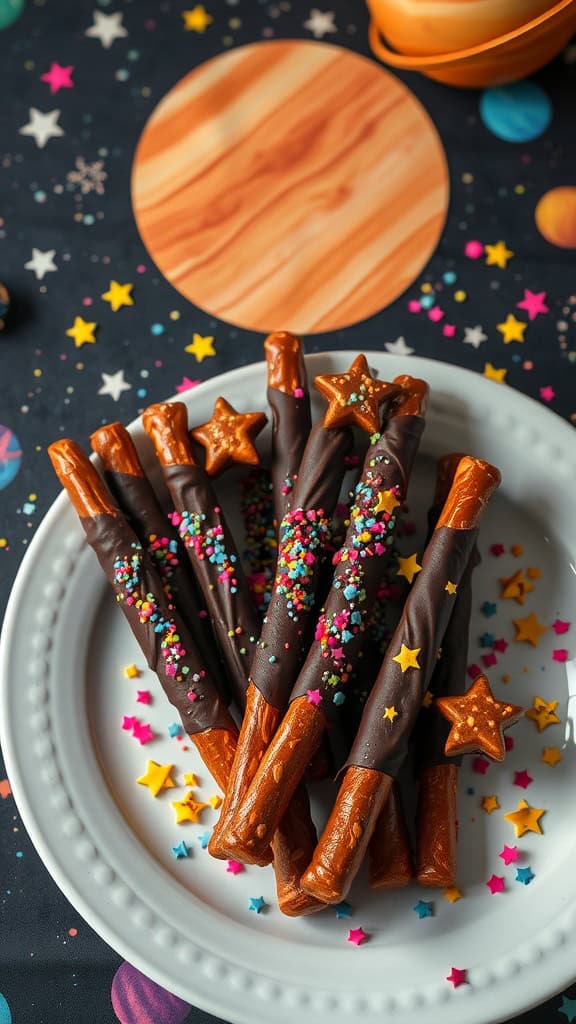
<box><xmin>136</xmin><ymin>690</ymin><xmax>151</xmax><ymax>704</ymax></box>
<box><xmin>540</xmin><ymin>386</ymin><xmax>555</xmax><ymax>403</ymax></box>
<box><xmin>486</xmin><ymin>874</ymin><xmax>505</xmax><ymax>895</ymax></box>
<box><xmin>553</xmin><ymin>620</ymin><xmax>570</xmax><ymax>634</ymax></box>
<box><xmin>499</xmin><ymin>845</ymin><xmax>518</xmax><ymax>865</ymax></box>
<box><xmin>176</xmin><ymin>376</ymin><xmax>200</xmax><ymax>393</ymax></box>
<box><xmin>40</xmin><ymin>62</ymin><xmax>74</xmax><ymax>94</ymax></box>
<box><xmin>122</xmin><ymin>715</ymin><xmax>137</xmax><ymax>731</ymax></box>
<box><xmin>133</xmin><ymin>722</ymin><xmax>154</xmax><ymax>745</ymax></box>
<box><xmin>446</xmin><ymin>967</ymin><xmax>468</xmax><ymax>988</ymax></box>
<box><xmin>516</xmin><ymin>289</ymin><xmax>549</xmax><ymax>320</ymax></box>
<box><xmin>473</xmin><ymin>757</ymin><xmax>490</xmax><ymax>775</ymax></box>
<box><xmin>226</xmin><ymin>860</ymin><xmax>244</xmax><ymax>875</ymax></box>
<box><xmin>553</xmin><ymin>649</ymin><xmax>569</xmax><ymax>662</ymax></box>
<box><xmin>347</xmin><ymin>927</ymin><xmax>368</xmax><ymax>946</ymax></box>
<box><xmin>307</xmin><ymin>688</ymin><xmax>322</xmax><ymax>705</ymax></box>
<box><xmin>513</xmin><ymin>769</ymin><xmax>533</xmax><ymax>789</ymax></box>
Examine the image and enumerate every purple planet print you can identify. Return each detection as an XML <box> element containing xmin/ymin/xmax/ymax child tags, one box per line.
<box><xmin>111</xmin><ymin>962</ymin><xmax>190</xmax><ymax>1024</ymax></box>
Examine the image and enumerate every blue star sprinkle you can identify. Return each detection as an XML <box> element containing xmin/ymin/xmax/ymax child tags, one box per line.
<box><xmin>481</xmin><ymin>601</ymin><xmax>497</xmax><ymax>617</ymax></box>
<box><xmin>515</xmin><ymin>866</ymin><xmax>535</xmax><ymax>885</ymax></box>
<box><xmin>172</xmin><ymin>840</ymin><xmax>189</xmax><ymax>860</ymax></box>
<box><xmin>335</xmin><ymin>901</ymin><xmax>352</xmax><ymax>919</ymax></box>
<box><xmin>479</xmin><ymin>632</ymin><xmax>496</xmax><ymax>648</ymax></box>
<box><xmin>413</xmin><ymin>900</ymin><xmax>433</xmax><ymax>919</ymax></box>
<box><xmin>168</xmin><ymin>723</ymin><xmax>183</xmax><ymax>738</ymax></box>
<box><xmin>197</xmin><ymin>830</ymin><xmax>211</xmax><ymax>849</ymax></box>
<box><xmin>248</xmin><ymin>896</ymin><xmax>266</xmax><ymax>914</ymax></box>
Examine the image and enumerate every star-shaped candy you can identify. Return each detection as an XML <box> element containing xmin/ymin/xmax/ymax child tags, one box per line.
<box><xmin>19</xmin><ymin>107</ymin><xmax>64</xmax><ymax>148</ymax></box>
<box><xmin>24</xmin><ymin>247</ymin><xmax>57</xmax><ymax>281</ymax></box>
<box><xmin>446</xmin><ymin>967</ymin><xmax>467</xmax><ymax>988</ymax></box>
<box><xmin>40</xmin><ymin>62</ymin><xmax>74</xmax><ymax>94</ymax></box>
<box><xmin>347</xmin><ymin>927</ymin><xmax>368</xmax><ymax>946</ymax></box>
<box><xmin>66</xmin><ymin>316</ymin><xmax>97</xmax><ymax>348</ymax></box>
<box><xmin>392</xmin><ymin>644</ymin><xmax>421</xmax><ymax>673</ymax></box>
<box><xmin>383</xmin><ymin>706</ymin><xmax>398</xmax><ymax>722</ymax></box>
<box><xmin>304</xmin><ymin>8</ymin><xmax>337</xmax><ymax>38</ymax></box>
<box><xmin>396</xmin><ymin>552</ymin><xmax>422</xmax><ymax>584</ymax></box>
<box><xmin>435</xmin><ymin>674</ymin><xmax>524</xmax><ymax>760</ymax></box>
<box><xmin>513</xmin><ymin>611</ymin><xmax>547</xmax><ymax>646</ymax></box>
<box><xmin>191</xmin><ymin>397</ymin><xmax>267</xmax><ymax>476</ymax></box>
<box><xmin>136</xmin><ymin>690</ymin><xmax>151</xmax><ymax>704</ymax></box>
<box><xmin>558</xmin><ymin>995</ymin><xmax>576</xmax><ymax>1022</ymax></box>
<box><xmin>541</xmin><ymin>746</ymin><xmax>562</xmax><ymax>767</ymax></box>
<box><xmin>463</xmin><ymin>325</ymin><xmax>487</xmax><ymax>348</ymax></box>
<box><xmin>137</xmin><ymin>760</ymin><xmax>175</xmax><ymax>797</ymax></box>
<box><xmin>413</xmin><ymin>899</ymin><xmax>433</xmax><ymax>919</ymax></box>
<box><xmin>248</xmin><ymin>896</ymin><xmax>266</xmax><ymax>914</ymax></box>
<box><xmin>172</xmin><ymin>840</ymin><xmax>189</xmax><ymax>859</ymax></box>
<box><xmin>101</xmin><ymin>280</ymin><xmax>133</xmax><ymax>311</ymax></box>
<box><xmin>497</xmin><ymin>314</ymin><xmax>527</xmax><ymax>344</ymax></box>
<box><xmin>486</xmin><ymin>874</ymin><xmax>505</xmax><ymax>895</ymax></box>
<box><xmin>374</xmin><ymin>488</ymin><xmax>401</xmax><ymax>515</ymax></box>
<box><xmin>314</xmin><ymin>354</ymin><xmax>399</xmax><ymax>434</ymax></box>
<box><xmin>500</xmin><ymin>570</ymin><xmax>533</xmax><ymax>605</ymax></box>
<box><xmin>226</xmin><ymin>859</ymin><xmax>244</xmax><ymax>875</ymax></box>
<box><xmin>485</xmin><ymin>240</ymin><xmax>514</xmax><ymax>268</ymax></box>
<box><xmin>182</xmin><ymin>5</ymin><xmax>213</xmax><ymax>31</ymax></box>
<box><xmin>307</xmin><ymin>688</ymin><xmax>322</xmax><ymax>705</ymax></box>
<box><xmin>504</xmin><ymin>799</ymin><xmax>545</xmax><ymax>837</ymax></box>
<box><xmin>444</xmin><ymin>887</ymin><xmax>462</xmax><ymax>903</ymax></box>
<box><xmin>122</xmin><ymin>715</ymin><xmax>137</xmax><ymax>731</ymax></box>
<box><xmin>515</xmin><ymin>866</ymin><xmax>534</xmax><ymax>885</ymax></box>
<box><xmin>513</xmin><ymin>769</ymin><xmax>533</xmax><ymax>789</ymax></box>
<box><xmin>335</xmin><ymin>901</ymin><xmax>352</xmax><ymax>919</ymax></box>
<box><xmin>171</xmin><ymin>793</ymin><xmax>208</xmax><ymax>824</ymax></box>
<box><xmin>516</xmin><ymin>289</ymin><xmax>549</xmax><ymax>320</ymax></box>
<box><xmin>499</xmin><ymin>845</ymin><xmax>518</xmax><ymax>865</ymax></box>
<box><xmin>85</xmin><ymin>11</ymin><xmax>128</xmax><ymax>48</ymax></box>
<box><xmin>526</xmin><ymin>696</ymin><xmax>560</xmax><ymax>732</ymax></box>
<box><xmin>481</xmin><ymin>795</ymin><xmax>499</xmax><ymax>814</ymax></box>
<box><xmin>185</xmin><ymin>333</ymin><xmax>215</xmax><ymax>362</ymax></box>
<box><xmin>98</xmin><ymin>369</ymin><xmax>132</xmax><ymax>401</ymax></box>
<box><xmin>384</xmin><ymin>336</ymin><xmax>414</xmax><ymax>356</ymax></box>
<box><xmin>445</xmin><ymin>581</ymin><xmax>457</xmax><ymax>595</ymax></box>
<box><xmin>483</xmin><ymin>363</ymin><xmax>507</xmax><ymax>383</ymax></box>
<box><xmin>132</xmin><ymin>722</ymin><xmax>154</xmax><ymax>745</ymax></box>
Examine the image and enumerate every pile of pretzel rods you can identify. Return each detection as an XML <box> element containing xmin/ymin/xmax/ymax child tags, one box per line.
<box><xmin>48</xmin><ymin>332</ymin><xmax>526</xmax><ymax>916</ymax></box>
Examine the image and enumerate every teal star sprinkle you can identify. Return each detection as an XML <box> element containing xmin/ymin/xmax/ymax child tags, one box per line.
<box><xmin>172</xmin><ymin>840</ymin><xmax>189</xmax><ymax>860</ymax></box>
<box><xmin>248</xmin><ymin>896</ymin><xmax>266</xmax><ymax>914</ymax></box>
<box><xmin>515</xmin><ymin>866</ymin><xmax>535</xmax><ymax>885</ymax></box>
<box><xmin>413</xmin><ymin>900</ymin><xmax>433</xmax><ymax>919</ymax></box>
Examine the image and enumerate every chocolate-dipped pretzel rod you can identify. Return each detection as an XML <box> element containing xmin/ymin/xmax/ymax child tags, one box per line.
<box><xmin>209</xmin><ymin>414</ymin><xmax>355</xmax><ymax>860</ymax></box>
<box><xmin>300</xmin><ymin>455</ymin><xmax>501</xmax><ymax>904</ymax></box>
<box><xmin>90</xmin><ymin>422</ymin><xmax>225</xmax><ymax>697</ymax></box>
<box><xmin>224</xmin><ymin>377</ymin><xmax>428</xmax><ymax>866</ymax></box>
<box><xmin>142</xmin><ymin>401</ymin><xmax>262</xmax><ymax>711</ymax></box>
<box><xmin>264</xmin><ymin>331</ymin><xmax>312</xmax><ymax>526</ymax></box>
<box><xmin>48</xmin><ymin>440</ymin><xmax>239</xmax><ymax>792</ymax></box>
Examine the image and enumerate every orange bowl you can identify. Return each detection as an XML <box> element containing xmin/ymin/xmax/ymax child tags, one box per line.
<box><xmin>367</xmin><ymin>0</ymin><xmax>576</xmax><ymax>87</ymax></box>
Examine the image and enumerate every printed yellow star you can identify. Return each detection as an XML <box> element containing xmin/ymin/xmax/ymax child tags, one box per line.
<box><xmin>383</xmin><ymin>706</ymin><xmax>398</xmax><ymax>722</ymax></box>
<box><xmin>396</xmin><ymin>552</ymin><xmax>422</xmax><ymax>584</ymax></box>
<box><xmin>137</xmin><ymin>761</ymin><xmax>176</xmax><ymax>798</ymax></box>
<box><xmin>485</xmin><ymin>240</ymin><xmax>514</xmax><ymax>268</ymax></box>
<box><xmin>513</xmin><ymin>612</ymin><xmax>547</xmax><ymax>646</ymax></box>
<box><xmin>374</xmin><ymin>488</ymin><xmax>401</xmax><ymax>515</ymax></box>
<box><xmin>541</xmin><ymin>746</ymin><xmax>562</xmax><ymax>768</ymax></box>
<box><xmin>393</xmin><ymin>643</ymin><xmax>421</xmax><ymax>673</ymax></box>
<box><xmin>483</xmin><ymin>363</ymin><xmax>507</xmax><ymax>384</ymax></box>
<box><xmin>124</xmin><ymin>663</ymin><xmax>140</xmax><ymax>679</ymax></box>
<box><xmin>481</xmin><ymin>795</ymin><xmax>500</xmax><ymax>815</ymax></box>
<box><xmin>182</xmin><ymin>5</ymin><xmax>213</xmax><ymax>31</ymax></box>
<box><xmin>171</xmin><ymin>792</ymin><xmax>209</xmax><ymax>824</ymax></box>
<box><xmin>444</xmin><ymin>886</ymin><xmax>462</xmax><ymax>903</ymax></box>
<box><xmin>497</xmin><ymin>314</ymin><xmax>527</xmax><ymax>344</ymax></box>
<box><xmin>504</xmin><ymin>799</ymin><xmax>545</xmax><ymax>837</ymax></box>
<box><xmin>526</xmin><ymin>695</ymin><xmax>560</xmax><ymax>732</ymax></box>
<box><xmin>445</xmin><ymin>581</ymin><xmax>457</xmax><ymax>595</ymax></box>
<box><xmin>183</xmin><ymin>772</ymin><xmax>199</xmax><ymax>787</ymax></box>
<box><xmin>185</xmin><ymin>332</ymin><xmax>215</xmax><ymax>362</ymax></box>
<box><xmin>101</xmin><ymin>280</ymin><xmax>134</xmax><ymax>311</ymax></box>
<box><xmin>66</xmin><ymin>316</ymin><xmax>97</xmax><ymax>348</ymax></box>
<box><xmin>208</xmin><ymin>794</ymin><xmax>222</xmax><ymax>809</ymax></box>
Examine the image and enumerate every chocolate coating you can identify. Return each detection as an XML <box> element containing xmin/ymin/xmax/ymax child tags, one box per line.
<box><xmin>267</xmin><ymin>387</ymin><xmax>312</xmax><ymax>524</ymax></box>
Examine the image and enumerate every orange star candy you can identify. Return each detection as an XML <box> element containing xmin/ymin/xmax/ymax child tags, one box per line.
<box><xmin>191</xmin><ymin>397</ymin><xmax>267</xmax><ymax>476</ymax></box>
<box><xmin>541</xmin><ymin>746</ymin><xmax>562</xmax><ymax>767</ymax></box>
<box><xmin>314</xmin><ymin>354</ymin><xmax>399</xmax><ymax>434</ymax></box>
<box><xmin>435</xmin><ymin>674</ymin><xmax>524</xmax><ymax>761</ymax></box>
<box><xmin>526</xmin><ymin>695</ymin><xmax>560</xmax><ymax>732</ymax></box>
<box><xmin>513</xmin><ymin>612</ymin><xmax>547</xmax><ymax>647</ymax></box>
<box><xmin>499</xmin><ymin>569</ymin><xmax>533</xmax><ymax>605</ymax></box>
<box><xmin>504</xmin><ymin>799</ymin><xmax>545</xmax><ymax>837</ymax></box>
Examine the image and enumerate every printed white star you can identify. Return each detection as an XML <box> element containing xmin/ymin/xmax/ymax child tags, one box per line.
<box><xmin>304</xmin><ymin>9</ymin><xmax>337</xmax><ymax>38</ymax></box>
<box><xmin>24</xmin><ymin>248</ymin><xmax>57</xmax><ymax>281</ymax></box>
<box><xmin>19</xmin><ymin>108</ymin><xmax>63</xmax><ymax>149</ymax></box>
<box><xmin>98</xmin><ymin>370</ymin><xmax>132</xmax><ymax>401</ymax></box>
<box><xmin>385</xmin><ymin>336</ymin><xmax>414</xmax><ymax>356</ymax></box>
<box><xmin>463</xmin><ymin>325</ymin><xmax>487</xmax><ymax>349</ymax></box>
<box><xmin>85</xmin><ymin>11</ymin><xmax>128</xmax><ymax>49</ymax></box>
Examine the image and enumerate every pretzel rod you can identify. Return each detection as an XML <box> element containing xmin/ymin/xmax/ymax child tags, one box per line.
<box><xmin>142</xmin><ymin>402</ymin><xmax>261</xmax><ymax>711</ymax></box>
<box><xmin>90</xmin><ymin>422</ymin><xmax>225</xmax><ymax>698</ymax></box>
<box><xmin>224</xmin><ymin>378</ymin><xmax>427</xmax><ymax>865</ymax></box>
<box><xmin>299</xmin><ymin>456</ymin><xmax>501</xmax><ymax>903</ymax></box>
<box><xmin>48</xmin><ymin>439</ymin><xmax>239</xmax><ymax>790</ymax></box>
<box><xmin>264</xmin><ymin>331</ymin><xmax>312</xmax><ymax>526</ymax></box>
<box><xmin>368</xmin><ymin>781</ymin><xmax>413</xmax><ymax>889</ymax></box>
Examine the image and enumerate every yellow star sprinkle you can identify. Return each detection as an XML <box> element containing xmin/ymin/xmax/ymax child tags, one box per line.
<box><xmin>171</xmin><ymin>792</ymin><xmax>208</xmax><ymax>824</ymax></box>
<box><xmin>501</xmin><ymin>570</ymin><xmax>533</xmax><ymax>605</ymax></box>
<box><xmin>393</xmin><ymin>644</ymin><xmax>421</xmax><ymax>673</ymax></box>
<box><xmin>526</xmin><ymin>696</ymin><xmax>560</xmax><ymax>732</ymax></box>
<box><xmin>483</xmin><ymin>362</ymin><xmax>507</xmax><ymax>383</ymax></box>
<box><xmin>124</xmin><ymin>663</ymin><xmax>140</xmax><ymax>679</ymax></box>
<box><xmin>182</xmin><ymin>5</ymin><xmax>213</xmax><ymax>31</ymax></box>
<box><xmin>183</xmin><ymin>772</ymin><xmax>199</xmax><ymax>787</ymax></box>
<box><xmin>66</xmin><ymin>316</ymin><xmax>97</xmax><ymax>348</ymax></box>
<box><xmin>485</xmin><ymin>240</ymin><xmax>514</xmax><ymax>268</ymax></box>
<box><xmin>497</xmin><ymin>314</ymin><xmax>527</xmax><ymax>345</ymax></box>
<box><xmin>445</xmin><ymin>581</ymin><xmax>457</xmax><ymax>595</ymax></box>
<box><xmin>513</xmin><ymin>612</ymin><xmax>547</xmax><ymax>646</ymax></box>
<box><xmin>396</xmin><ymin>552</ymin><xmax>422</xmax><ymax>584</ymax></box>
<box><xmin>481</xmin><ymin>795</ymin><xmax>500</xmax><ymax>815</ymax></box>
<box><xmin>444</xmin><ymin>886</ymin><xmax>462</xmax><ymax>903</ymax></box>
<box><xmin>383</xmin><ymin>706</ymin><xmax>398</xmax><ymax>722</ymax></box>
<box><xmin>185</xmin><ymin>332</ymin><xmax>215</xmax><ymax>362</ymax></box>
<box><xmin>209</xmin><ymin>794</ymin><xmax>222</xmax><ymax>809</ymax></box>
<box><xmin>101</xmin><ymin>280</ymin><xmax>134</xmax><ymax>312</ymax></box>
<box><xmin>504</xmin><ymin>799</ymin><xmax>545</xmax><ymax>837</ymax></box>
<box><xmin>541</xmin><ymin>746</ymin><xmax>562</xmax><ymax>767</ymax></box>
<box><xmin>374</xmin><ymin>489</ymin><xmax>401</xmax><ymax>515</ymax></box>
<box><xmin>137</xmin><ymin>761</ymin><xmax>175</xmax><ymax>798</ymax></box>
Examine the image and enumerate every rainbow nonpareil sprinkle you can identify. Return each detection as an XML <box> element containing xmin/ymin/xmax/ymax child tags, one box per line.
<box><xmin>275</xmin><ymin>507</ymin><xmax>330</xmax><ymax>620</ymax></box>
<box><xmin>170</xmin><ymin>509</ymin><xmax>239</xmax><ymax>592</ymax></box>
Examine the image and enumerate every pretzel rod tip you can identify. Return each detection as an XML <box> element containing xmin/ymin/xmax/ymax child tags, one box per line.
<box><xmin>142</xmin><ymin>401</ymin><xmax>196</xmax><ymax>467</ymax></box>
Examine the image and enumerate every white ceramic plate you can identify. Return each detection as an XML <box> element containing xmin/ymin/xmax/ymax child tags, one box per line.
<box><xmin>2</xmin><ymin>352</ymin><xmax>576</xmax><ymax>1024</ymax></box>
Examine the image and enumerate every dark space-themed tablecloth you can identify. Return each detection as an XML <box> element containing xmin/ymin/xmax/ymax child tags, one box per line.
<box><xmin>0</xmin><ymin>1</ymin><xmax>575</xmax><ymax>1022</ymax></box>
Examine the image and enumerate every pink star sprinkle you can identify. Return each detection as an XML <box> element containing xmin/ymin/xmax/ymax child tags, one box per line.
<box><xmin>467</xmin><ymin>662</ymin><xmax>482</xmax><ymax>679</ymax></box>
<box><xmin>553</xmin><ymin>620</ymin><xmax>570</xmax><ymax>634</ymax></box>
<box><xmin>226</xmin><ymin>860</ymin><xmax>244</xmax><ymax>875</ymax></box>
<box><xmin>307</xmin><ymin>688</ymin><xmax>322</xmax><ymax>705</ymax></box>
<box><xmin>486</xmin><ymin>874</ymin><xmax>505</xmax><ymax>895</ymax></box>
<box><xmin>136</xmin><ymin>690</ymin><xmax>151</xmax><ymax>704</ymax></box>
<box><xmin>489</xmin><ymin>543</ymin><xmax>505</xmax><ymax>556</ymax></box>
<box><xmin>513</xmin><ymin>769</ymin><xmax>533</xmax><ymax>789</ymax></box>
<box><xmin>176</xmin><ymin>376</ymin><xmax>200</xmax><ymax>393</ymax></box>
<box><xmin>122</xmin><ymin>715</ymin><xmax>137</xmax><ymax>731</ymax></box>
<box><xmin>40</xmin><ymin>61</ymin><xmax>74</xmax><ymax>94</ymax></box>
<box><xmin>428</xmin><ymin>306</ymin><xmax>444</xmax><ymax>322</ymax></box>
<box><xmin>442</xmin><ymin>323</ymin><xmax>456</xmax><ymax>337</ymax></box>
<box><xmin>499</xmin><ymin>845</ymin><xmax>518</xmax><ymax>865</ymax></box>
<box><xmin>482</xmin><ymin>652</ymin><xmax>498</xmax><ymax>668</ymax></box>
<box><xmin>553</xmin><ymin>649</ymin><xmax>569</xmax><ymax>662</ymax></box>
<box><xmin>473</xmin><ymin>757</ymin><xmax>490</xmax><ymax>775</ymax></box>
<box><xmin>516</xmin><ymin>289</ymin><xmax>549</xmax><ymax>321</ymax></box>
<box><xmin>446</xmin><ymin>967</ymin><xmax>468</xmax><ymax>987</ymax></box>
<box><xmin>493</xmin><ymin>638</ymin><xmax>508</xmax><ymax>653</ymax></box>
<box><xmin>504</xmin><ymin>735</ymin><xmax>514</xmax><ymax>752</ymax></box>
<box><xmin>132</xmin><ymin>722</ymin><xmax>154</xmax><ymax>745</ymax></box>
<box><xmin>539</xmin><ymin>386</ymin><xmax>555</xmax><ymax>403</ymax></box>
<box><xmin>465</xmin><ymin>239</ymin><xmax>484</xmax><ymax>259</ymax></box>
<box><xmin>347</xmin><ymin>927</ymin><xmax>368</xmax><ymax>946</ymax></box>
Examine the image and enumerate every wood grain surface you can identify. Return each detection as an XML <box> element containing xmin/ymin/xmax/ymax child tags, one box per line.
<box><xmin>131</xmin><ymin>40</ymin><xmax>449</xmax><ymax>334</ymax></box>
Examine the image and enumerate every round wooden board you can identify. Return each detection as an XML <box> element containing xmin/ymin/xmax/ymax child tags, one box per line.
<box><xmin>131</xmin><ymin>40</ymin><xmax>449</xmax><ymax>335</ymax></box>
